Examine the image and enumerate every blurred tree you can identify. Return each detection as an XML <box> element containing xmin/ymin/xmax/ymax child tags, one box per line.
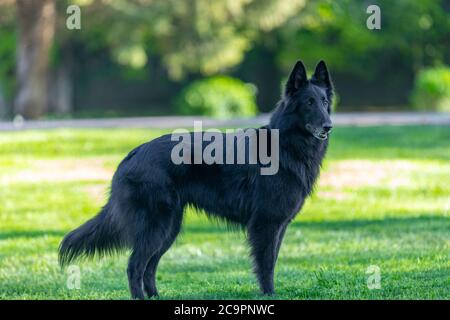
<box><xmin>47</xmin><ymin>0</ymin><xmax>81</xmax><ymax>115</ymax></box>
<box><xmin>81</xmin><ymin>0</ymin><xmax>307</xmax><ymax>79</ymax></box>
<box><xmin>15</xmin><ymin>0</ymin><xmax>56</xmax><ymax>119</ymax></box>
<box><xmin>0</xmin><ymin>0</ymin><xmax>16</xmax><ymax>117</ymax></box>
<box><xmin>1</xmin><ymin>0</ymin><xmax>447</xmax><ymax>118</ymax></box>
<box><xmin>276</xmin><ymin>0</ymin><xmax>450</xmax><ymax>107</ymax></box>
<box><xmin>278</xmin><ymin>0</ymin><xmax>449</xmax><ymax>74</ymax></box>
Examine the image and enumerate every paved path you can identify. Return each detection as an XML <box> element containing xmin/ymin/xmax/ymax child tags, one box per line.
<box><xmin>0</xmin><ymin>112</ymin><xmax>449</xmax><ymax>131</ymax></box>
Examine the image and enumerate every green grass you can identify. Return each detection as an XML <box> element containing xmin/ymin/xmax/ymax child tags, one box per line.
<box><xmin>0</xmin><ymin>125</ymin><xmax>449</xmax><ymax>299</ymax></box>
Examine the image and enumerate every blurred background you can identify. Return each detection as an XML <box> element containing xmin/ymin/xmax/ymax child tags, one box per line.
<box><xmin>0</xmin><ymin>0</ymin><xmax>449</xmax><ymax>120</ymax></box>
<box><xmin>0</xmin><ymin>0</ymin><xmax>449</xmax><ymax>300</ymax></box>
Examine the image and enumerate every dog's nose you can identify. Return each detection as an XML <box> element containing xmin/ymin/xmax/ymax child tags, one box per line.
<box><xmin>322</xmin><ymin>123</ymin><xmax>333</xmax><ymax>133</ymax></box>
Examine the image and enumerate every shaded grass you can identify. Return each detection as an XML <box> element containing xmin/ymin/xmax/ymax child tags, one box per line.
<box><xmin>0</xmin><ymin>125</ymin><xmax>449</xmax><ymax>299</ymax></box>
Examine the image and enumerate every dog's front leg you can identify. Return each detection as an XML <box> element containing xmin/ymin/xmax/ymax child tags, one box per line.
<box><xmin>248</xmin><ymin>219</ymin><xmax>285</xmax><ymax>295</ymax></box>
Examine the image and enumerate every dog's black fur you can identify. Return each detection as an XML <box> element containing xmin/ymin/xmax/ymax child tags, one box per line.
<box><xmin>59</xmin><ymin>60</ymin><xmax>333</xmax><ymax>299</ymax></box>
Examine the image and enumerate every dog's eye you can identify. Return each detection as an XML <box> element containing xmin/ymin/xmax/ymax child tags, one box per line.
<box><xmin>307</xmin><ymin>98</ymin><xmax>315</xmax><ymax>106</ymax></box>
<box><xmin>322</xmin><ymin>98</ymin><xmax>329</xmax><ymax>107</ymax></box>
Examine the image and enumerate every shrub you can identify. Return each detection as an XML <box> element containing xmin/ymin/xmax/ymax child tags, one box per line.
<box><xmin>411</xmin><ymin>66</ymin><xmax>450</xmax><ymax>112</ymax></box>
<box><xmin>176</xmin><ymin>76</ymin><xmax>258</xmax><ymax>118</ymax></box>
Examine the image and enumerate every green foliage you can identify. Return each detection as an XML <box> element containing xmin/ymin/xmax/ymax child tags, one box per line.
<box><xmin>0</xmin><ymin>7</ymin><xmax>17</xmax><ymax>101</ymax></box>
<box><xmin>278</xmin><ymin>0</ymin><xmax>450</xmax><ymax>77</ymax></box>
<box><xmin>176</xmin><ymin>76</ymin><xmax>258</xmax><ymax>118</ymax></box>
<box><xmin>0</xmin><ymin>126</ymin><xmax>449</xmax><ymax>299</ymax></box>
<box><xmin>1</xmin><ymin>0</ymin><xmax>449</xmax><ymax>115</ymax></box>
<box><xmin>83</xmin><ymin>0</ymin><xmax>307</xmax><ymax>79</ymax></box>
<box><xmin>411</xmin><ymin>66</ymin><xmax>450</xmax><ymax>112</ymax></box>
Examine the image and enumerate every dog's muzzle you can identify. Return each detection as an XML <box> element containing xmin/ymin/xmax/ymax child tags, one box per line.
<box><xmin>306</xmin><ymin>123</ymin><xmax>332</xmax><ymax>140</ymax></box>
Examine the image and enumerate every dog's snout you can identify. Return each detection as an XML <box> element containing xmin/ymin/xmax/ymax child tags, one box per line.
<box><xmin>322</xmin><ymin>123</ymin><xmax>333</xmax><ymax>133</ymax></box>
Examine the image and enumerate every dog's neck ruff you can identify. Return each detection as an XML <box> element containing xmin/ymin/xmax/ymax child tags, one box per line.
<box><xmin>268</xmin><ymin>101</ymin><xmax>329</xmax><ymax>196</ymax></box>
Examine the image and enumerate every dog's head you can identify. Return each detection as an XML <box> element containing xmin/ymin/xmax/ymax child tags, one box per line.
<box><xmin>277</xmin><ymin>60</ymin><xmax>334</xmax><ymax>140</ymax></box>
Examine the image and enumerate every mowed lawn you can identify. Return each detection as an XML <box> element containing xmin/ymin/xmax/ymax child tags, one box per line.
<box><xmin>0</xmin><ymin>125</ymin><xmax>449</xmax><ymax>299</ymax></box>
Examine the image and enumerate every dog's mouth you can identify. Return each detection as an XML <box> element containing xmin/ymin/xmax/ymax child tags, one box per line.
<box><xmin>305</xmin><ymin>124</ymin><xmax>330</xmax><ymax>141</ymax></box>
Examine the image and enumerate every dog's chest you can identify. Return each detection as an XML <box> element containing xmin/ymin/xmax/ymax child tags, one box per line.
<box><xmin>254</xmin><ymin>173</ymin><xmax>307</xmax><ymax>219</ymax></box>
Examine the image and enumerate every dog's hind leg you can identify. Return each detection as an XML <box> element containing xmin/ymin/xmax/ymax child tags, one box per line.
<box><xmin>126</xmin><ymin>209</ymin><xmax>172</xmax><ymax>299</ymax></box>
<box><xmin>143</xmin><ymin>208</ymin><xmax>183</xmax><ymax>298</ymax></box>
<box><xmin>127</xmin><ymin>221</ymin><xmax>162</xmax><ymax>300</ymax></box>
<box><xmin>247</xmin><ymin>218</ymin><xmax>285</xmax><ymax>295</ymax></box>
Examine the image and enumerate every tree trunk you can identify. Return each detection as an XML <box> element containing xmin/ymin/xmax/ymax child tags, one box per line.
<box><xmin>49</xmin><ymin>59</ymin><xmax>73</xmax><ymax>115</ymax></box>
<box><xmin>15</xmin><ymin>0</ymin><xmax>55</xmax><ymax>119</ymax></box>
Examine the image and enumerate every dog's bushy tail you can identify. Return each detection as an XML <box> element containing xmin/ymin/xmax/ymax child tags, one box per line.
<box><xmin>59</xmin><ymin>205</ymin><xmax>125</xmax><ymax>267</ymax></box>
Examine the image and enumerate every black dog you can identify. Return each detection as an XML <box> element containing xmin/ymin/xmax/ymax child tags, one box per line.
<box><xmin>59</xmin><ymin>60</ymin><xmax>333</xmax><ymax>299</ymax></box>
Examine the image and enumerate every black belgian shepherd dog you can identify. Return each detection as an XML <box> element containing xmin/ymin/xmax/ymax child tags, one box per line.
<box><xmin>59</xmin><ymin>60</ymin><xmax>333</xmax><ymax>299</ymax></box>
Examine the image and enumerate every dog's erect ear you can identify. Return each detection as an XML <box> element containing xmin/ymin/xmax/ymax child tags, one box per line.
<box><xmin>311</xmin><ymin>60</ymin><xmax>333</xmax><ymax>95</ymax></box>
<box><xmin>285</xmin><ymin>60</ymin><xmax>307</xmax><ymax>96</ymax></box>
